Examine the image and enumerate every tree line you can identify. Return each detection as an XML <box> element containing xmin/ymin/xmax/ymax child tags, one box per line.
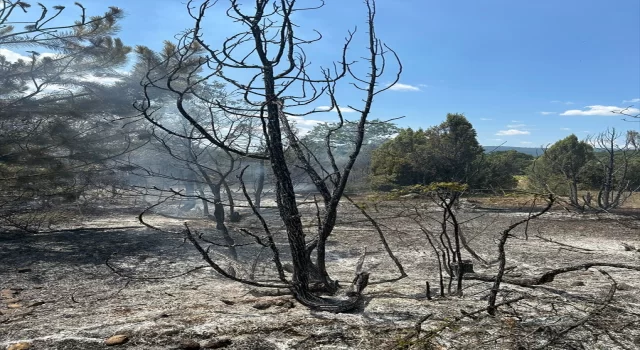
<box><xmin>364</xmin><ymin>115</ymin><xmax>640</xmax><ymax>211</ymax></box>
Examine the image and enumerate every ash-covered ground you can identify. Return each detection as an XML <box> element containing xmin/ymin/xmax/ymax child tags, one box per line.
<box><xmin>1</xmin><ymin>197</ymin><xmax>639</xmax><ymax>349</ymax></box>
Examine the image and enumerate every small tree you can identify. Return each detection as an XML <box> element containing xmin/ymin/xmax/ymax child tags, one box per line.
<box><xmin>0</xmin><ymin>1</ymin><xmax>132</xmax><ymax>231</ymax></box>
<box><xmin>370</xmin><ymin>127</ymin><xmax>427</xmax><ymax>187</ymax></box>
<box><xmin>532</xmin><ymin>131</ymin><xmax>638</xmax><ymax>211</ymax></box>
<box><xmin>478</xmin><ymin>150</ymin><xmax>534</xmax><ymax>190</ymax></box>
<box><xmin>423</xmin><ymin>114</ymin><xmax>484</xmax><ymax>184</ymax></box>
<box><xmin>530</xmin><ymin>134</ymin><xmax>594</xmax><ymax>207</ymax></box>
<box><xmin>370</xmin><ymin>114</ymin><xmax>484</xmax><ymax>189</ymax></box>
<box><xmin>418</xmin><ymin>182</ymin><xmax>469</xmax><ymax>296</ymax></box>
<box><xmin>136</xmin><ymin>0</ymin><xmax>401</xmax><ymax>312</ymax></box>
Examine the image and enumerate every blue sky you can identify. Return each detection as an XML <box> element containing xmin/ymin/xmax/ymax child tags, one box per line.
<box><xmin>6</xmin><ymin>0</ymin><xmax>640</xmax><ymax>147</ymax></box>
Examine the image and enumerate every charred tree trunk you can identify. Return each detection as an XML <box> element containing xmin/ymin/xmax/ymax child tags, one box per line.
<box><xmin>601</xmin><ymin>135</ymin><xmax>615</xmax><ymax>209</ymax></box>
<box><xmin>487</xmin><ymin>195</ymin><xmax>554</xmax><ymax>315</ymax></box>
<box><xmin>222</xmin><ymin>178</ymin><xmax>240</xmax><ymax>222</ymax></box>
<box><xmin>316</xmin><ymin>208</ymin><xmax>340</xmax><ymax>293</ymax></box>
<box><xmin>254</xmin><ymin>159</ymin><xmax>265</xmax><ymax>212</ymax></box>
<box><xmin>180</xmin><ymin>172</ymin><xmax>197</xmax><ymax>211</ymax></box>
<box><xmin>259</xmin><ymin>66</ymin><xmax>316</xmax><ymax>304</ymax></box>
<box><xmin>443</xmin><ymin>193</ymin><xmax>464</xmax><ymax>295</ymax></box>
<box><xmin>569</xmin><ymin>175</ymin><xmax>580</xmax><ymax>208</ymax></box>
<box><xmin>197</xmin><ymin>184</ymin><xmax>210</xmax><ymax>216</ymax></box>
<box><xmin>194</xmin><ymin>164</ymin><xmax>237</xmax><ymax>260</ymax></box>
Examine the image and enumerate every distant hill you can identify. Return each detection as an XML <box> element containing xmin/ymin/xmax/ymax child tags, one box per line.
<box><xmin>483</xmin><ymin>146</ymin><xmax>545</xmax><ymax>156</ymax></box>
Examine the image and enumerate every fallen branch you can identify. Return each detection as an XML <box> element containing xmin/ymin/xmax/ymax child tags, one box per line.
<box><xmin>138</xmin><ymin>195</ymin><xmax>176</xmax><ymax>232</ymax></box>
<box><xmin>459</xmin><ymin>230</ymin><xmax>489</xmax><ymax>265</ymax></box>
<box><xmin>621</xmin><ymin>242</ymin><xmax>639</xmax><ymax>252</ymax></box>
<box><xmin>535</xmin><ymin>234</ymin><xmax>596</xmax><ymax>252</ymax></box>
<box><xmin>466</xmin><ymin>262</ymin><xmax>640</xmax><ymax>287</ymax></box>
<box><xmin>38</xmin><ymin>226</ymin><xmax>144</xmax><ymax>234</ymax></box>
<box><xmin>488</xmin><ymin>195</ymin><xmax>554</xmax><ymax>315</ymax></box>
<box><xmin>605</xmin><ymin>329</ymin><xmax>636</xmax><ymax>350</ymax></box>
<box><xmin>395</xmin><ymin>296</ymin><xmax>527</xmax><ymax>349</ymax></box>
<box><xmin>533</xmin><ymin>269</ymin><xmax>617</xmax><ymax>349</ymax></box>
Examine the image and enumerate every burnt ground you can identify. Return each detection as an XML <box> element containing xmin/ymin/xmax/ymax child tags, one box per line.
<box><xmin>1</xmin><ymin>196</ymin><xmax>640</xmax><ymax>349</ymax></box>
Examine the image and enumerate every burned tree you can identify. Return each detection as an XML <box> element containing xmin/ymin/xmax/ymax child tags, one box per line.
<box><xmin>135</xmin><ymin>0</ymin><xmax>401</xmax><ymax>312</ymax></box>
<box><xmin>150</xmin><ymin>125</ymin><xmax>245</xmax><ymax>260</ymax></box>
<box><xmin>584</xmin><ymin>128</ymin><xmax>639</xmax><ymax>210</ymax></box>
<box><xmin>531</xmin><ymin>130</ymin><xmax>639</xmax><ymax>211</ymax></box>
<box><xmin>125</xmin><ymin>43</ymin><xmax>267</xmax><ymax>262</ymax></box>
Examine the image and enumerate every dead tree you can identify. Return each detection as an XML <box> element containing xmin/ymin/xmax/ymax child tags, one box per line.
<box><xmin>404</xmin><ymin>183</ymin><xmax>470</xmax><ymax>296</ymax></box>
<box><xmin>487</xmin><ymin>194</ymin><xmax>554</xmax><ymax>315</ymax></box>
<box><xmin>142</xmin><ymin>120</ymin><xmax>246</xmax><ymax>259</ymax></box>
<box><xmin>586</xmin><ymin>128</ymin><xmax>639</xmax><ymax>210</ymax></box>
<box><xmin>135</xmin><ymin>0</ymin><xmax>401</xmax><ymax>312</ymax></box>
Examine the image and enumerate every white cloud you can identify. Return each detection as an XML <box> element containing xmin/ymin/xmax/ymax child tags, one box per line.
<box><xmin>79</xmin><ymin>74</ymin><xmax>121</xmax><ymax>85</ymax></box>
<box><xmin>315</xmin><ymin>106</ymin><xmax>357</xmax><ymax>113</ymax></box>
<box><xmin>520</xmin><ymin>141</ymin><xmax>533</xmax><ymax>145</ymax></box>
<box><xmin>540</xmin><ymin>111</ymin><xmax>556</xmax><ymax>115</ymax></box>
<box><xmin>20</xmin><ymin>74</ymin><xmax>121</xmax><ymax>96</ymax></box>
<box><xmin>387</xmin><ymin>83</ymin><xmax>421</xmax><ymax>91</ymax></box>
<box><xmin>0</xmin><ymin>49</ymin><xmax>57</xmax><ymax>63</ymax></box>
<box><xmin>560</xmin><ymin>105</ymin><xmax>640</xmax><ymax>116</ymax></box>
<box><xmin>288</xmin><ymin>115</ymin><xmax>323</xmax><ymax>136</ymax></box>
<box><xmin>551</xmin><ymin>100</ymin><xmax>574</xmax><ymax>105</ymax></box>
<box><xmin>20</xmin><ymin>79</ymin><xmax>72</xmax><ymax>96</ymax></box>
<box><xmin>38</xmin><ymin>52</ymin><xmax>57</xmax><ymax>60</ymax></box>
<box><xmin>560</xmin><ymin>127</ymin><xmax>571</xmax><ymax>131</ymax></box>
<box><xmin>479</xmin><ymin>118</ymin><xmax>493</xmax><ymax>121</ymax></box>
<box><xmin>511</xmin><ymin>120</ymin><xmax>522</xmax><ymax>122</ymax></box>
<box><xmin>496</xmin><ymin>129</ymin><xmax>531</xmax><ymax>136</ymax></box>
<box><xmin>623</xmin><ymin>98</ymin><xmax>640</xmax><ymax>103</ymax></box>
<box><xmin>507</xmin><ymin>123</ymin><xmax>526</xmax><ymax>128</ymax></box>
<box><xmin>0</xmin><ymin>48</ymin><xmax>31</xmax><ymax>62</ymax></box>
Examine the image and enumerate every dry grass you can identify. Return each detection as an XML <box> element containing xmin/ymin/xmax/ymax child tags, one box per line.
<box><xmin>469</xmin><ymin>191</ymin><xmax>640</xmax><ymax>210</ymax></box>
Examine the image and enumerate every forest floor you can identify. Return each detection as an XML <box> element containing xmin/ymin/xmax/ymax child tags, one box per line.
<box><xmin>1</xmin><ymin>194</ymin><xmax>640</xmax><ymax>349</ymax></box>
